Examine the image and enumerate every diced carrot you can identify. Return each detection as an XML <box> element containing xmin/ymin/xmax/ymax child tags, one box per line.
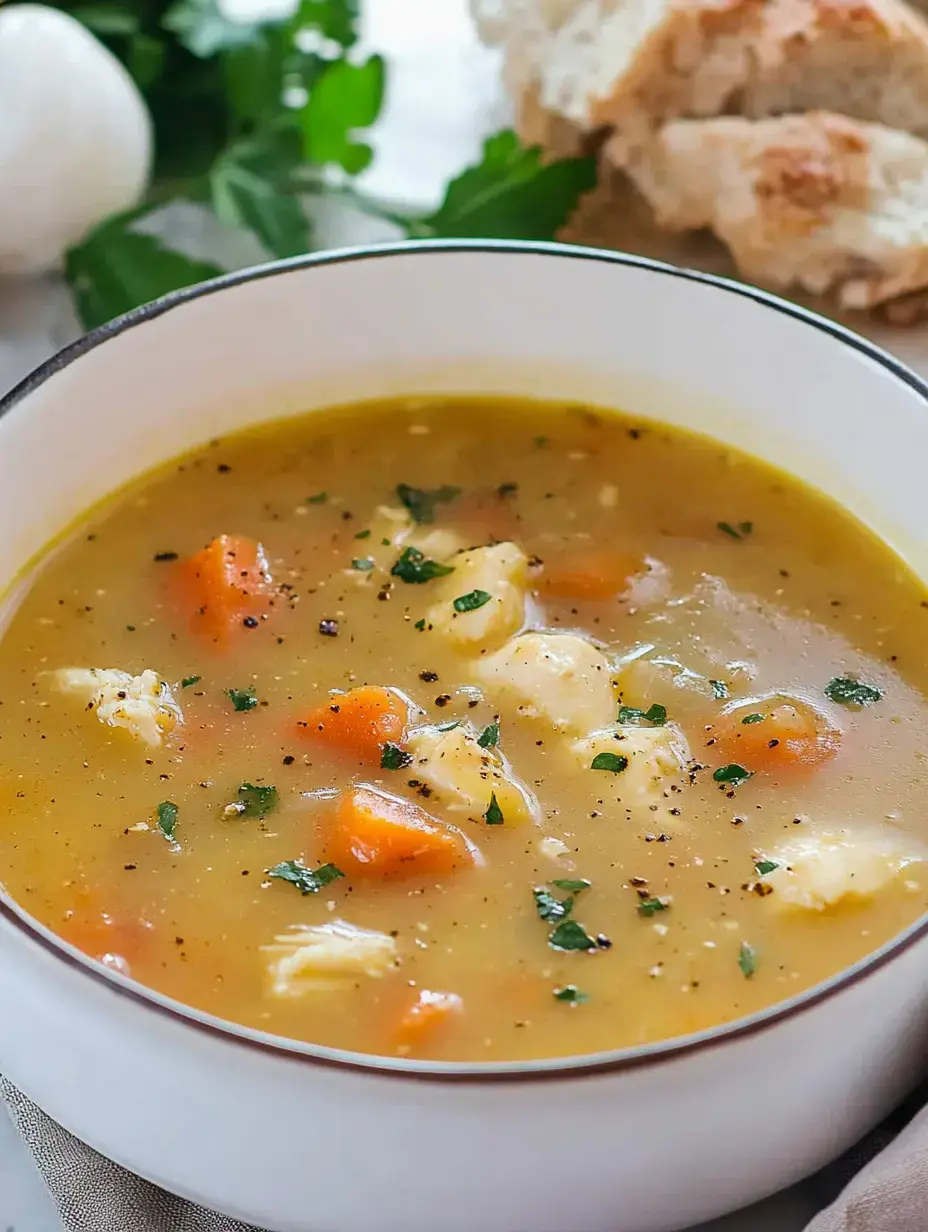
<box><xmin>538</xmin><ymin>549</ymin><xmax>647</xmax><ymax>600</ymax></box>
<box><xmin>326</xmin><ymin>786</ymin><xmax>479</xmax><ymax>878</ymax></box>
<box><xmin>395</xmin><ymin>989</ymin><xmax>464</xmax><ymax>1051</ymax></box>
<box><xmin>177</xmin><ymin>534</ymin><xmax>275</xmax><ymax>645</ymax></box>
<box><xmin>298</xmin><ymin>685</ymin><xmax>408</xmax><ymax>763</ymax></box>
<box><xmin>710</xmin><ymin>697</ymin><xmax>841</xmax><ymax>774</ymax></box>
<box><xmin>59</xmin><ymin>891</ymin><xmax>153</xmax><ymax>975</ymax></box>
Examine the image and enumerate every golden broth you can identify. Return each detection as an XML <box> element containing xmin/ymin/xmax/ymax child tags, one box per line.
<box><xmin>0</xmin><ymin>396</ymin><xmax>927</xmax><ymax>1062</ymax></box>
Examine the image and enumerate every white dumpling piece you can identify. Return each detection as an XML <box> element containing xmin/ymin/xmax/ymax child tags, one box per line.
<box><xmin>262</xmin><ymin>920</ymin><xmax>399</xmax><ymax>996</ymax></box>
<box><xmin>53</xmin><ymin>667</ymin><xmax>182</xmax><ymax>747</ymax></box>
<box><xmin>473</xmin><ymin>631</ymin><xmax>615</xmax><ymax>733</ymax></box>
<box><xmin>758</xmin><ymin>833</ymin><xmax>923</xmax><ymax>911</ymax></box>
<box><xmin>425</xmin><ymin>542</ymin><xmax>529</xmax><ymax>650</ymax></box>
<box><xmin>405</xmin><ymin>721</ymin><xmax>538</xmax><ymax>825</ymax></box>
<box><xmin>570</xmin><ymin>725</ymin><xmax>690</xmax><ymax>811</ymax></box>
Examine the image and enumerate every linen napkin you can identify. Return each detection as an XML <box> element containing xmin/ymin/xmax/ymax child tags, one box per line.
<box><xmin>3</xmin><ymin>1074</ymin><xmax>928</xmax><ymax>1232</ymax></box>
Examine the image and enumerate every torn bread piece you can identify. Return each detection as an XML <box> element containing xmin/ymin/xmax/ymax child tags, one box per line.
<box><xmin>262</xmin><ymin>920</ymin><xmax>399</xmax><ymax>996</ymax></box>
<box><xmin>53</xmin><ymin>667</ymin><xmax>182</xmax><ymax>747</ymax></box>
<box><xmin>626</xmin><ymin>112</ymin><xmax>928</xmax><ymax>307</ymax></box>
<box><xmin>406</xmin><ymin>721</ymin><xmax>539</xmax><ymax>824</ymax></box>
<box><xmin>757</xmin><ymin>831</ymin><xmax>923</xmax><ymax>909</ymax></box>
<box><xmin>424</xmin><ymin>542</ymin><xmax>529</xmax><ymax>651</ymax></box>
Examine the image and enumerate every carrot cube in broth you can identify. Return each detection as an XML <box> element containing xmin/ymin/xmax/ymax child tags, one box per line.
<box><xmin>178</xmin><ymin>534</ymin><xmax>275</xmax><ymax>645</ymax></box>
<box><xmin>299</xmin><ymin>685</ymin><xmax>408</xmax><ymax>764</ymax></box>
<box><xmin>710</xmin><ymin>696</ymin><xmax>841</xmax><ymax>775</ymax></box>
<box><xmin>395</xmin><ymin>989</ymin><xmax>464</xmax><ymax>1052</ymax></box>
<box><xmin>539</xmin><ymin>549</ymin><xmax>646</xmax><ymax>600</ymax></box>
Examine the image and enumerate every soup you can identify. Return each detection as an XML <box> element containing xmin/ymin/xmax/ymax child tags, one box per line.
<box><xmin>0</xmin><ymin>396</ymin><xmax>926</xmax><ymax>1063</ymax></box>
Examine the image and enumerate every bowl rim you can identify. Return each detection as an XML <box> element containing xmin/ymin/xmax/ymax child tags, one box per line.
<box><xmin>3</xmin><ymin>237</ymin><xmax>928</xmax><ymax>1084</ymax></box>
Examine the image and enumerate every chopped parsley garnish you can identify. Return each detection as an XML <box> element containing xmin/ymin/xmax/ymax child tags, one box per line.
<box><xmin>453</xmin><ymin>588</ymin><xmax>492</xmax><ymax>613</ymax></box>
<box><xmin>354</xmin><ymin>529</ymin><xmax>371</xmax><ymax>540</ymax></box>
<box><xmin>713</xmin><ymin>763</ymin><xmax>752</xmax><ymax>787</ymax></box>
<box><xmin>617</xmin><ymin>703</ymin><xmax>667</xmax><ymax>726</ymax></box>
<box><xmin>396</xmin><ymin>483</ymin><xmax>461</xmax><ymax>524</ymax></box>
<box><xmin>381</xmin><ymin>742</ymin><xmax>413</xmax><ymax>770</ymax></box>
<box><xmin>754</xmin><ymin>859</ymin><xmax>779</xmax><ymax>876</ymax></box>
<box><xmin>825</xmin><ymin>676</ymin><xmax>883</xmax><ymax>707</ymax></box>
<box><xmin>590</xmin><ymin>752</ymin><xmax>628</xmax><ymax>774</ymax></box>
<box><xmin>718</xmin><ymin>521</ymin><xmax>753</xmax><ymax>539</ymax></box>
<box><xmin>227</xmin><ymin>687</ymin><xmax>257</xmax><ymax>712</ymax></box>
<box><xmin>533</xmin><ymin>887</ymin><xmax>574</xmax><ymax>923</ymax></box>
<box><xmin>710</xmin><ymin>679</ymin><xmax>729</xmax><ymax>700</ymax></box>
<box><xmin>306</xmin><ymin>492</ymin><xmax>328</xmax><ymax>504</ymax></box>
<box><xmin>391</xmin><ymin>546</ymin><xmax>455</xmax><ymax>584</ymax></box>
<box><xmin>414</xmin><ymin>618</ymin><xmax>426</xmax><ymax>631</ymax></box>
<box><xmin>381</xmin><ymin>538</ymin><xmax>391</xmax><ymax>546</ymax></box>
<box><xmin>553</xmin><ymin>985</ymin><xmax>589</xmax><ymax>1005</ymax></box>
<box><xmin>637</xmin><ymin>896</ymin><xmax>669</xmax><ymax>918</ymax></box>
<box><xmin>352</xmin><ymin>557</ymin><xmax>374</xmax><ymax>572</ymax></box>
<box><xmin>548</xmin><ymin>920</ymin><xmax>597</xmax><ymax>952</ymax></box>
<box><xmin>181</xmin><ymin>675</ymin><xmax>201</xmax><ymax>689</ymax></box>
<box><xmin>484</xmin><ymin>792</ymin><xmax>504</xmax><ymax>825</ymax></box>
<box><xmin>156</xmin><ymin>800</ymin><xmax>179</xmax><ymax>841</ymax></box>
<box><xmin>741</xmin><ymin>712</ymin><xmax>765</xmax><ymax>724</ymax></box>
<box><xmin>551</xmin><ymin>878</ymin><xmax>591</xmax><ymax>893</ymax></box>
<box><xmin>234</xmin><ymin>783</ymin><xmax>279</xmax><ymax>818</ymax></box>
<box><xmin>477</xmin><ymin>721</ymin><xmax>500</xmax><ymax>749</ymax></box>
<box><xmin>739</xmin><ymin>941</ymin><xmax>757</xmax><ymax>978</ymax></box>
<box><xmin>267</xmin><ymin>860</ymin><xmax>344</xmax><ymax>895</ymax></box>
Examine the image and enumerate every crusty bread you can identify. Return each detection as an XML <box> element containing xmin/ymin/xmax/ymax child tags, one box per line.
<box><xmin>622</xmin><ymin>111</ymin><xmax>928</xmax><ymax>306</ymax></box>
<box><xmin>472</xmin><ymin>0</ymin><xmax>928</xmax><ymax>163</ymax></box>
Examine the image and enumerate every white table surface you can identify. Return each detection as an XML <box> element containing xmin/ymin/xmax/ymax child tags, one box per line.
<box><xmin>0</xmin><ymin>1</ymin><xmax>871</xmax><ymax>1228</ymax></box>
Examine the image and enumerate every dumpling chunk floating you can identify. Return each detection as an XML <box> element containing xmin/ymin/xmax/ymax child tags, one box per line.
<box><xmin>406</xmin><ymin>722</ymin><xmax>538</xmax><ymax>825</ymax></box>
<box><xmin>53</xmin><ymin>667</ymin><xmax>182</xmax><ymax>747</ymax></box>
<box><xmin>473</xmin><ymin>632</ymin><xmax>615</xmax><ymax>734</ymax></box>
<box><xmin>262</xmin><ymin>919</ymin><xmax>399</xmax><ymax>997</ymax></box>
<box><xmin>571</xmin><ymin>725</ymin><xmax>691</xmax><ymax>811</ymax></box>
<box><xmin>425</xmin><ymin>542</ymin><xmax>529</xmax><ymax>651</ymax></box>
<box><xmin>758</xmin><ymin>832</ymin><xmax>923</xmax><ymax>911</ymax></box>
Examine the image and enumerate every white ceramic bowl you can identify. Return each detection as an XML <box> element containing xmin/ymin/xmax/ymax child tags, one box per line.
<box><xmin>2</xmin><ymin>242</ymin><xmax>928</xmax><ymax>1232</ymax></box>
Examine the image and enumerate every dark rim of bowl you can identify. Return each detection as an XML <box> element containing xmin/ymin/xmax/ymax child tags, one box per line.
<box><xmin>3</xmin><ymin>238</ymin><xmax>928</xmax><ymax>1084</ymax></box>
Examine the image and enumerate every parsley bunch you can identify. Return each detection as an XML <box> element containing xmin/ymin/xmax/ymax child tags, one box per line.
<box><xmin>54</xmin><ymin>0</ymin><xmax>597</xmax><ymax>327</ymax></box>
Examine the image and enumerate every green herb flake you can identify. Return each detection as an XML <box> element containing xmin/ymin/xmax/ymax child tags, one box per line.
<box><xmin>181</xmin><ymin>675</ymin><xmax>201</xmax><ymax>689</ymax></box>
<box><xmin>156</xmin><ymin>800</ymin><xmax>179</xmax><ymax>841</ymax></box>
<box><xmin>590</xmin><ymin>752</ymin><xmax>629</xmax><ymax>774</ymax></box>
<box><xmin>741</xmin><ymin>713</ymin><xmax>766</xmax><ymax>725</ymax></box>
<box><xmin>533</xmin><ymin>887</ymin><xmax>573</xmax><ymax>923</ymax></box>
<box><xmin>227</xmin><ymin>687</ymin><xmax>258</xmax><ymax>712</ymax></box>
<box><xmin>352</xmin><ymin>557</ymin><xmax>374</xmax><ymax>572</ymax></box>
<box><xmin>637</xmin><ymin>896</ymin><xmax>669</xmax><ymax>918</ymax></box>
<box><xmin>306</xmin><ymin>492</ymin><xmax>328</xmax><ymax>505</ymax></box>
<box><xmin>551</xmin><ymin>878</ymin><xmax>591</xmax><ymax>893</ymax></box>
<box><xmin>381</xmin><ymin>742</ymin><xmax>413</xmax><ymax>771</ymax></box>
<box><xmin>755</xmin><ymin>859</ymin><xmax>779</xmax><ymax>876</ymax></box>
<box><xmin>477</xmin><ymin>722</ymin><xmax>500</xmax><ymax>749</ymax></box>
<box><xmin>354</xmin><ymin>529</ymin><xmax>371</xmax><ymax>540</ymax></box>
<box><xmin>453</xmin><ymin>588</ymin><xmax>492</xmax><ymax>614</ymax></box>
<box><xmin>713</xmin><ymin>763</ymin><xmax>752</xmax><ymax>787</ymax></box>
<box><xmin>553</xmin><ymin>985</ymin><xmax>589</xmax><ymax>1005</ymax></box>
<box><xmin>267</xmin><ymin>860</ymin><xmax>344</xmax><ymax>895</ymax></box>
<box><xmin>825</xmin><ymin>676</ymin><xmax>883</xmax><ymax>707</ymax></box>
<box><xmin>235</xmin><ymin>783</ymin><xmax>279</xmax><ymax>818</ymax></box>
<box><xmin>390</xmin><ymin>546</ymin><xmax>455</xmax><ymax>584</ymax></box>
<box><xmin>548</xmin><ymin>920</ymin><xmax>597</xmax><ymax>952</ymax></box>
<box><xmin>710</xmin><ymin>679</ymin><xmax>730</xmax><ymax>700</ymax></box>
<box><xmin>484</xmin><ymin>792</ymin><xmax>504</xmax><ymax>825</ymax></box>
<box><xmin>382</xmin><ymin>538</ymin><xmax>392</xmax><ymax>547</ymax></box>
<box><xmin>414</xmin><ymin>618</ymin><xmax>426</xmax><ymax>631</ymax></box>
<box><xmin>718</xmin><ymin>521</ymin><xmax>753</xmax><ymax>540</ymax></box>
<box><xmin>739</xmin><ymin>941</ymin><xmax>758</xmax><ymax>978</ymax></box>
<box><xmin>617</xmin><ymin>703</ymin><xmax>667</xmax><ymax>726</ymax></box>
<box><xmin>395</xmin><ymin>483</ymin><xmax>461</xmax><ymax>525</ymax></box>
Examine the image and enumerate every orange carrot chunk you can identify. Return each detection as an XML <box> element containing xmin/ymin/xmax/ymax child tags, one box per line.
<box><xmin>326</xmin><ymin>786</ymin><xmax>478</xmax><ymax>878</ymax></box>
<box><xmin>539</xmin><ymin>549</ymin><xmax>646</xmax><ymax>600</ymax></box>
<box><xmin>178</xmin><ymin>534</ymin><xmax>274</xmax><ymax>645</ymax></box>
<box><xmin>395</xmin><ymin>989</ymin><xmax>464</xmax><ymax>1050</ymax></box>
<box><xmin>298</xmin><ymin>685</ymin><xmax>408</xmax><ymax>763</ymax></box>
<box><xmin>711</xmin><ymin>697</ymin><xmax>841</xmax><ymax>774</ymax></box>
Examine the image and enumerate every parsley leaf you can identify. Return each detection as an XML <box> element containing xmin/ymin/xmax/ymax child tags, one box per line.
<box><xmin>381</xmin><ymin>742</ymin><xmax>412</xmax><ymax>770</ymax></box>
<box><xmin>355</xmin><ymin>529</ymin><xmax>371</xmax><ymax>539</ymax></box>
<box><xmin>477</xmin><ymin>722</ymin><xmax>500</xmax><ymax>749</ymax></box>
<box><xmin>825</xmin><ymin>676</ymin><xmax>883</xmax><ymax>707</ymax></box>
<box><xmin>553</xmin><ymin>985</ymin><xmax>589</xmax><ymax>1005</ymax></box>
<box><xmin>414</xmin><ymin>130</ymin><xmax>597</xmax><ymax>240</ymax></box>
<box><xmin>713</xmin><ymin>764</ymin><xmax>752</xmax><ymax>787</ymax></box>
<box><xmin>453</xmin><ymin>589</ymin><xmax>492</xmax><ymax>613</ymax></box>
<box><xmin>267</xmin><ymin>860</ymin><xmax>344</xmax><ymax>894</ymax></box>
<box><xmin>533</xmin><ymin>887</ymin><xmax>573</xmax><ymax>923</ymax></box>
<box><xmin>718</xmin><ymin>521</ymin><xmax>753</xmax><ymax>540</ymax></box>
<box><xmin>234</xmin><ymin>782</ymin><xmax>279</xmax><ymax>818</ymax></box>
<box><xmin>306</xmin><ymin>492</ymin><xmax>328</xmax><ymax>504</ymax></box>
<box><xmin>210</xmin><ymin>138</ymin><xmax>310</xmax><ymax>259</ymax></box>
<box><xmin>741</xmin><ymin>713</ymin><xmax>766</xmax><ymax>725</ymax></box>
<box><xmin>413</xmin><ymin>618</ymin><xmax>427</xmax><ymax>631</ymax></box>
<box><xmin>710</xmin><ymin>679</ymin><xmax>730</xmax><ymax>700</ymax></box>
<box><xmin>227</xmin><ymin>687</ymin><xmax>258</xmax><ymax>712</ymax></box>
<box><xmin>390</xmin><ymin>546</ymin><xmax>455</xmax><ymax>584</ymax></box>
<box><xmin>551</xmin><ymin>878</ymin><xmax>591</xmax><ymax>893</ymax></box>
<box><xmin>162</xmin><ymin>0</ymin><xmax>264</xmax><ymax>58</ymax></box>
<box><xmin>548</xmin><ymin>920</ymin><xmax>597</xmax><ymax>952</ymax></box>
<box><xmin>590</xmin><ymin>752</ymin><xmax>628</xmax><ymax>774</ymax></box>
<box><xmin>637</xmin><ymin>896</ymin><xmax>669</xmax><ymax>918</ymax></box>
<box><xmin>739</xmin><ymin>941</ymin><xmax>758</xmax><ymax>978</ymax></box>
<box><xmin>617</xmin><ymin>703</ymin><xmax>667</xmax><ymax>726</ymax></box>
<box><xmin>754</xmin><ymin>859</ymin><xmax>779</xmax><ymax>876</ymax></box>
<box><xmin>484</xmin><ymin>792</ymin><xmax>504</xmax><ymax>825</ymax></box>
<box><xmin>156</xmin><ymin>800</ymin><xmax>179</xmax><ymax>841</ymax></box>
<box><xmin>181</xmin><ymin>675</ymin><xmax>201</xmax><ymax>689</ymax></box>
<box><xmin>395</xmin><ymin>483</ymin><xmax>461</xmax><ymax>524</ymax></box>
<box><xmin>352</xmin><ymin>557</ymin><xmax>374</xmax><ymax>571</ymax></box>
<box><xmin>301</xmin><ymin>54</ymin><xmax>385</xmax><ymax>174</ymax></box>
